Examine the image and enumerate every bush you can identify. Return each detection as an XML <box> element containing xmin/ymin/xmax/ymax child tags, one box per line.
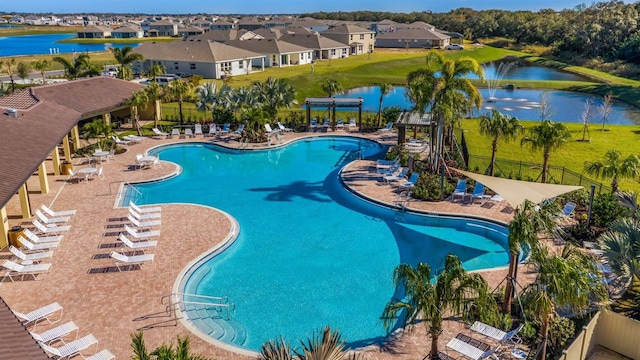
<box><xmin>411</xmin><ymin>172</ymin><xmax>454</xmax><ymax>201</ymax></box>
<box><xmin>547</xmin><ymin>317</ymin><xmax>575</xmax><ymax>359</ymax></box>
<box><xmin>591</xmin><ymin>192</ymin><xmax>631</xmax><ymax>228</ymax></box>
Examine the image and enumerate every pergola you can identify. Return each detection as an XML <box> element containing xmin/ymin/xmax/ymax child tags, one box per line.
<box><xmin>0</xmin><ymin>77</ymin><xmax>146</xmax><ymax>247</ymax></box>
<box><xmin>304</xmin><ymin>97</ymin><xmax>363</xmax><ymax>129</ymax></box>
<box><xmin>394</xmin><ymin>110</ymin><xmax>434</xmax><ymax>145</ymax></box>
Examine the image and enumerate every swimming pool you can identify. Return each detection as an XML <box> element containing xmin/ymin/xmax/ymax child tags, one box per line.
<box><xmin>125</xmin><ymin>137</ymin><xmax>510</xmax><ymax>352</ymax></box>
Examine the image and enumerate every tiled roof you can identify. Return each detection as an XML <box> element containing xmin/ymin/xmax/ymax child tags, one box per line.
<box><xmin>134</xmin><ymin>39</ymin><xmax>264</xmax><ymax>62</ymax></box>
<box><xmin>376</xmin><ymin>27</ymin><xmax>450</xmax><ymax>40</ymax></box>
<box><xmin>0</xmin><ymin>77</ymin><xmax>144</xmax><ymax>210</ymax></box>
<box><xmin>322</xmin><ymin>24</ymin><xmax>374</xmax><ymax>34</ymax></box>
<box><xmin>279</xmin><ymin>33</ymin><xmax>348</xmax><ymax>50</ymax></box>
<box><xmin>0</xmin><ymin>297</ymin><xmax>49</xmax><ymax>360</ymax></box>
<box><xmin>225</xmin><ymin>38</ymin><xmax>309</xmax><ymax>55</ymax></box>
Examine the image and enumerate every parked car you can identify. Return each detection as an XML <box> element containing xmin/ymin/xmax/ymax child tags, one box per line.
<box><xmin>445</xmin><ymin>44</ymin><xmax>464</xmax><ymax>50</ymax></box>
<box><xmin>140</xmin><ymin>76</ymin><xmax>175</xmax><ymax>86</ymax></box>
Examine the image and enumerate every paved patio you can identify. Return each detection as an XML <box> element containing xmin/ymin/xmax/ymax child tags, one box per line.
<box><xmin>0</xmin><ymin>130</ymin><xmax>534</xmax><ymax>359</ymax></box>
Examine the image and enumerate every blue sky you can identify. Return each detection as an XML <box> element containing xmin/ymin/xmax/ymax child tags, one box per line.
<box><xmin>6</xmin><ymin>0</ymin><xmax>632</xmax><ymax>14</ymax></box>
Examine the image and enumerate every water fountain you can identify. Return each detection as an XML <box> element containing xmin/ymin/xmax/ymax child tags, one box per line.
<box><xmin>484</xmin><ymin>61</ymin><xmax>516</xmax><ymax>102</ymax></box>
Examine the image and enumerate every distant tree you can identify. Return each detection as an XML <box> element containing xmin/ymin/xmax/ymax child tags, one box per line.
<box><xmin>53</xmin><ymin>53</ymin><xmax>100</xmax><ymax>80</ymax></box>
<box><xmin>599</xmin><ymin>92</ymin><xmax>614</xmax><ymax>131</ymax></box>
<box><xmin>584</xmin><ymin>149</ymin><xmax>640</xmax><ymax>193</ymax></box>
<box><xmin>376</xmin><ymin>83</ymin><xmax>393</xmax><ymax>127</ymax></box>
<box><xmin>33</xmin><ymin>59</ymin><xmax>49</xmax><ymax>84</ymax></box>
<box><xmin>146</xmin><ymin>63</ymin><xmax>165</xmax><ymax>82</ymax></box>
<box><xmin>320</xmin><ymin>79</ymin><xmax>344</xmax><ymax>97</ymax></box>
<box><xmin>111</xmin><ymin>46</ymin><xmax>144</xmax><ymax>80</ymax></box>
<box><xmin>478</xmin><ymin>110</ymin><xmax>522</xmax><ymax>176</ymax></box>
<box><xmin>580</xmin><ymin>98</ymin><xmax>594</xmax><ymax>142</ymax></box>
<box><xmin>520</xmin><ymin>120</ymin><xmax>571</xmax><ymax>183</ymax></box>
<box><xmin>167</xmin><ymin>80</ymin><xmax>194</xmax><ymax>125</ymax></box>
<box><xmin>538</xmin><ymin>91</ymin><xmax>554</xmax><ymax>121</ymax></box>
<box><xmin>16</xmin><ymin>62</ymin><xmax>30</xmax><ymax>83</ymax></box>
<box><xmin>1</xmin><ymin>58</ymin><xmax>17</xmax><ymax>92</ymax></box>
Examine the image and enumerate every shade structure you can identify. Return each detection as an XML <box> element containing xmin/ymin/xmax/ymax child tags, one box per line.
<box><xmin>455</xmin><ymin>169</ymin><xmax>583</xmax><ymax>208</ymax></box>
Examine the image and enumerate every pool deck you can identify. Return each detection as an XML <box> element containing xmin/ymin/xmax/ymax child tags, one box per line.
<box><xmin>0</xmin><ymin>130</ymin><xmax>537</xmax><ymax>359</ymax></box>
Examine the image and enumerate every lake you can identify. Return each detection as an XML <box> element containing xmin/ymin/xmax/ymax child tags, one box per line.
<box><xmin>335</xmin><ymin>86</ymin><xmax>640</xmax><ymax>125</ymax></box>
<box><xmin>479</xmin><ymin>60</ymin><xmax>591</xmax><ymax>82</ymax></box>
<box><xmin>0</xmin><ymin>33</ymin><xmax>139</xmax><ymax>57</ymax></box>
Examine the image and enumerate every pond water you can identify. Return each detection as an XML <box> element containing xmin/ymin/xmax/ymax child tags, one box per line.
<box><xmin>478</xmin><ymin>60</ymin><xmax>591</xmax><ymax>82</ymax></box>
<box><xmin>335</xmin><ymin>86</ymin><xmax>640</xmax><ymax>125</ymax></box>
<box><xmin>0</xmin><ymin>33</ymin><xmax>139</xmax><ymax>56</ymax></box>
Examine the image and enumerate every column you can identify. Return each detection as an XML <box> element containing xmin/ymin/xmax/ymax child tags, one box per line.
<box><xmin>39</xmin><ymin>162</ymin><xmax>49</xmax><ymax>194</ymax></box>
<box><xmin>71</xmin><ymin>125</ymin><xmax>81</xmax><ymax>152</ymax></box>
<box><xmin>102</xmin><ymin>113</ymin><xmax>111</xmax><ymax>126</ymax></box>
<box><xmin>0</xmin><ymin>207</ymin><xmax>9</xmax><ymax>248</ymax></box>
<box><xmin>154</xmin><ymin>100</ymin><xmax>162</xmax><ymax>128</ymax></box>
<box><xmin>51</xmin><ymin>146</ymin><xmax>61</xmax><ymax>176</ymax></box>
<box><xmin>18</xmin><ymin>183</ymin><xmax>31</xmax><ymax>218</ymax></box>
<box><xmin>63</xmin><ymin>135</ymin><xmax>72</xmax><ymax>161</ymax></box>
<box><xmin>306</xmin><ymin>101</ymin><xmax>311</xmax><ymax>127</ymax></box>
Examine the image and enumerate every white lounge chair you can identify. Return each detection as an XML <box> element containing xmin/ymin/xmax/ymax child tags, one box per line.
<box><xmin>110</xmin><ymin>251</ymin><xmax>155</xmax><ymax>271</ymax></box>
<box><xmin>41</xmin><ymin>205</ymin><xmax>76</xmax><ymax>217</ymax></box>
<box><xmin>309</xmin><ymin>118</ymin><xmax>317</xmax><ymax>131</ymax></box>
<box><xmin>33</xmin><ymin>220</ymin><xmax>70</xmax><ymax>235</ymax></box>
<box><xmin>378</xmin><ymin>121</ymin><xmax>394</xmax><ymax>133</ymax></box>
<box><xmin>194</xmin><ymin>124</ymin><xmax>203</xmax><ymax>136</ymax></box>
<box><xmin>384</xmin><ymin>168</ymin><xmax>409</xmax><ymax>184</ymax></box>
<box><xmin>18</xmin><ymin>236</ymin><xmax>60</xmax><ymax>251</ymax></box>
<box><xmin>207</xmin><ymin>124</ymin><xmax>218</xmax><ymax>137</ymax></box>
<box><xmin>129</xmin><ymin>208</ymin><xmax>161</xmax><ymax>220</ymax></box>
<box><xmin>9</xmin><ymin>245</ymin><xmax>53</xmax><ymax>263</ymax></box>
<box><xmin>2</xmin><ymin>260</ymin><xmax>52</xmax><ymax>281</ymax></box>
<box><xmin>112</xmin><ymin>135</ymin><xmax>131</xmax><ymax>146</ymax></box>
<box><xmin>128</xmin><ymin>214</ymin><xmax>161</xmax><ymax>229</ymax></box>
<box><xmin>12</xmin><ymin>302</ymin><xmax>63</xmax><ymax>327</ymax></box>
<box><xmin>185</xmin><ymin>128</ymin><xmax>194</xmax><ymax>138</ymax></box>
<box><xmin>265</xmin><ymin>124</ymin><xmax>278</xmax><ymax>135</ymax></box>
<box><xmin>348</xmin><ymin>118</ymin><xmax>357</xmax><ymax>131</ymax></box>
<box><xmin>118</xmin><ymin>233</ymin><xmax>157</xmax><ymax>252</ymax></box>
<box><xmin>322</xmin><ymin>118</ymin><xmax>330</xmax><ymax>129</ymax></box>
<box><xmin>171</xmin><ymin>128</ymin><xmax>181</xmax><ymax>138</ymax></box>
<box><xmin>84</xmin><ymin>349</ymin><xmax>116</xmax><ymax>360</ymax></box>
<box><xmin>446</xmin><ymin>337</ymin><xmax>500</xmax><ymax>360</ymax></box>
<box><xmin>123</xmin><ymin>134</ymin><xmax>145</xmax><ymax>143</ymax></box>
<box><xmin>470</xmin><ymin>321</ymin><xmax>524</xmax><ymax>346</ymax></box>
<box><xmin>23</xmin><ymin>228</ymin><xmax>63</xmax><ymax>243</ymax></box>
<box><xmin>124</xmin><ymin>224</ymin><xmax>160</xmax><ymax>239</ymax></box>
<box><xmin>336</xmin><ymin>118</ymin><xmax>345</xmax><ymax>130</ymax></box>
<box><xmin>40</xmin><ymin>333</ymin><xmax>99</xmax><ymax>360</ymax></box>
<box><xmin>130</xmin><ymin>202</ymin><xmax>162</xmax><ymax>214</ymax></box>
<box><xmin>30</xmin><ymin>321</ymin><xmax>78</xmax><ymax>344</ymax></box>
<box><xmin>277</xmin><ymin>122</ymin><xmax>292</xmax><ymax>133</ymax></box>
<box><xmin>35</xmin><ymin>209</ymin><xmax>70</xmax><ymax>225</ymax></box>
<box><xmin>152</xmin><ymin>128</ymin><xmax>169</xmax><ymax>138</ymax></box>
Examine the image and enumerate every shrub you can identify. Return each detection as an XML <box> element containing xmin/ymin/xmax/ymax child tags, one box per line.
<box><xmin>547</xmin><ymin>317</ymin><xmax>575</xmax><ymax>359</ymax></box>
<box><xmin>591</xmin><ymin>192</ymin><xmax>631</xmax><ymax>228</ymax></box>
<box><xmin>411</xmin><ymin>172</ymin><xmax>454</xmax><ymax>201</ymax></box>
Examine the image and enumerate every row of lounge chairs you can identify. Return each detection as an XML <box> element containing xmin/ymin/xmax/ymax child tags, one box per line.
<box><xmin>439</xmin><ymin>321</ymin><xmax>524</xmax><ymax>360</ymax></box>
<box><xmin>309</xmin><ymin>117</ymin><xmax>358</xmax><ymax>131</ymax></box>
<box><xmin>108</xmin><ymin>202</ymin><xmax>161</xmax><ymax>271</ymax></box>
<box><xmin>12</xmin><ymin>302</ymin><xmax>114</xmax><ymax>359</ymax></box>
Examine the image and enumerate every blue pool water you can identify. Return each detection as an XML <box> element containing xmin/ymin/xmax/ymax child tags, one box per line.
<box><xmin>127</xmin><ymin>138</ymin><xmax>510</xmax><ymax>351</ymax></box>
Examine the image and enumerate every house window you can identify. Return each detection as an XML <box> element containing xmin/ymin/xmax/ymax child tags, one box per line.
<box><xmin>190</xmin><ymin>63</ymin><xmax>196</xmax><ymax>70</ymax></box>
<box><xmin>220</xmin><ymin>62</ymin><xmax>231</xmax><ymax>71</ymax></box>
<box><xmin>330</xmin><ymin>49</ymin><xmax>336</xmax><ymax>56</ymax></box>
<box><xmin>350</xmin><ymin>35</ymin><xmax>353</xmax><ymax>40</ymax></box>
<box><xmin>360</xmin><ymin>34</ymin><xmax>364</xmax><ymax>40</ymax></box>
<box><xmin>239</xmin><ymin>61</ymin><xmax>244</xmax><ymax>69</ymax></box>
<box><xmin>342</xmin><ymin>49</ymin><xmax>347</xmax><ymax>55</ymax></box>
<box><xmin>370</xmin><ymin>34</ymin><xmax>373</xmax><ymax>39</ymax></box>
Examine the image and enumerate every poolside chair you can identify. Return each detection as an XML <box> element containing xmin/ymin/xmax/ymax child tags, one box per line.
<box><xmin>218</xmin><ymin>123</ymin><xmax>230</xmax><ymax>135</ymax></box>
<box><xmin>152</xmin><ymin>128</ymin><xmax>169</xmax><ymax>138</ymax></box>
<box><xmin>18</xmin><ymin>236</ymin><xmax>60</xmax><ymax>251</ymax></box>
<box><xmin>207</xmin><ymin>124</ymin><xmax>219</xmax><ymax>137</ymax></box>
<box><xmin>336</xmin><ymin>118</ymin><xmax>345</xmax><ymax>130</ymax></box>
<box><xmin>96</xmin><ymin>167</ymin><xmax>105</xmax><ymax>181</ymax></box>
<box><xmin>110</xmin><ymin>251</ymin><xmax>155</xmax><ymax>271</ymax></box>
<box><xmin>41</xmin><ymin>205</ymin><xmax>76</xmax><ymax>218</ymax></box>
<box><xmin>446</xmin><ymin>337</ymin><xmax>500</xmax><ymax>360</ymax></box>
<box><xmin>171</xmin><ymin>128</ymin><xmax>181</xmax><ymax>139</ymax></box>
<box><xmin>348</xmin><ymin>118</ymin><xmax>357</xmax><ymax>131</ymax></box>
<box><xmin>30</xmin><ymin>321</ymin><xmax>78</xmax><ymax>344</ymax></box>
<box><xmin>377</xmin><ymin>121</ymin><xmax>394</xmax><ymax>133</ymax></box>
<box><xmin>470</xmin><ymin>321</ymin><xmax>524</xmax><ymax>347</ymax></box>
<box><xmin>129</xmin><ymin>201</ymin><xmax>162</xmax><ymax>214</ymax></box>
<box><xmin>377</xmin><ymin>155</ymin><xmax>400</xmax><ymax>166</ymax></box>
<box><xmin>194</xmin><ymin>124</ymin><xmax>203</xmax><ymax>136</ymax></box>
<box><xmin>384</xmin><ymin>168</ymin><xmax>409</xmax><ymax>184</ymax></box>
<box><xmin>129</xmin><ymin>207</ymin><xmax>161</xmax><ymax>220</ymax></box>
<box><xmin>12</xmin><ymin>302</ymin><xmax>63</xmax><ymax>327</ymax></box>
<box><xmin>123</xmin><ymin>134</ymin><xmax>145</xmax><ymax>143</ymax></box>
<box><xmin>232</xmin><ymin>124</ymin><xmax>245</xmax><ymax>136</ymax></box>
<box><xmin>9</xmin><ymin>245</ymin><xmax>53</xmax><ymax>263</ymax></box>
<box><xmin>39</xmin><ymin>333</ymin><xmax>99</xmax><ymax>360</ymax></box>
<box><xmin>118</xmin><ymin>233</ymin><xmax>157</xmax><ymax>253</ymax></box>
<box><xmin>185</xmin><ymin>128</ymin><xmax>194</xmax><ymax>138</ymax></box>
<box><xmin>452</xmin><ymin>179</ymin><xmax>467</xmax><ymax>202</ymax></box>
<box><xmin>2</xmin><ymin>260</ymin><xmax>52</xmax><ymax>281</ymax></box>
<box><xmin>35</xmin><ymin>209</ymin><xmax>70</xmax><ymax>225</ymax></box>
<box><xmin>277</xmin><ymin>121</ymin><xmax>292</xmax><ymax>133</ymax></box>
<box><xmin>112</xmin><ymin>135</ymin><xmax>131</xmax><ymax>145</ymax></box>
<box><xmin>23</xmin><ymin>228</ymin><xmax>63</xmax><ymax>244</ymax></box>
<box><xmin>470</xmin><ymin>182</ymin><xmax>487</xmax><ymax>204</ymax></box>
<box><xmin>128</xmin><ymin>214</ymin><xmax>161</xmax><ymax>229</ymax></box>
<box><xmin>322</xmin><ymin>118</ymin><xmax>330</xmax><ymax>130</ymax></box>
<box><xmin>400</xmin><ymin>172</ymin><xmax>420</xmax><ymax>190</ymax></box>
<box><xmin>265</xmin><ymin>124</ymin><xmax>278</xmax><ymax>135</ymax></box>
<box><xmin>309</xmin><ymin>118</ymin><xmax>318</xmax><ymax>131</ymax></box>
<box><xmin>84</xmin><ymin>349</ymin><xmax>116</xmax><ymax>360</ymax></box>
<box><xmin>67</xmin><ymin>169</ymin><xmax>81</xmax><ymax>184</ymax></box>
<box><xmin>376</xmin><ymin>157</ymin><xmax>400</xmax><ymax>172</ymax></box>
<box><xmin>33</xmin><ymin>219</ymin><xmax>70</xmax><ymax>235</ymax></box>
<box><xmin>124</xmin><ymin>224</ymin><xmax>160</xmax><ymax>239</ymax></box>
<box><xmin>560</xmin><ymin>201</ymin><xmax>577</xmax><ymax>218</ymax></box>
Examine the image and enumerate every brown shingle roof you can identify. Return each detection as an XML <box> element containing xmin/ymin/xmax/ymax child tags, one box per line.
<box><xmin>225</xmin><ymin>38</ymin><xmax>309</xmax><ymax>55</ymax></box>
<box><xmin>0</xmin><ymin>301</ymin><xmax>51</xmax><ymax>360</ymax></box>
<box><xmin>279</xmin><ymin>33</ymin><xmax>348</xmax><ymax>50</ymax></box>
<box><xmin>134</xmin><ymin>39</ymin><xmax>264</xmax><ymax>62</ymax></box>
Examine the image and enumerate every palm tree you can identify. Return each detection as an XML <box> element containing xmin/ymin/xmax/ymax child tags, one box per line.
<box><xmin>147</xmin><ymin>63</ymin><xmax>166</xmax><ymax>82</ymax></box>
<box><xmin>253</xmin><ymin>77</ymin><xmax>298</xmax><ymax>121</ymax></box>
<box><xmin>1</xmin><ymin>58</ymin><xmax>17</xmax><ymax>92</ymax></box>
<box><xmin>53</xmin><ymin>53</ymin><xmax>100</xmax><ymax>80</ymax></box>
<box><xmin>320</xmin><ymin>79</ymin><xmax>344</xmax><ymax>98</ymax></box>
<box><xmin>478</xmin><ymin>110</ymin><xmax>522</xmax><ymax>176</ymax></box>
<box><xmin>130</xmin><ymin>332</ymin><xmax>150</xmax><ymax>360</ymax></box>
<box><xmin>376</xmin><ymin>83</ymin><xmax>393</xmax><ymax>127</ymax></box>
<box><xmin>167</xmin><ymin>80</ymin><xmax>194</xmax><ymax>125</ymax></box>
<box><xmin>196</xmin><ymin>82</ymin><xmax>217</xmax><ymax>120</ymax></box>
<box><xmin>382</xmin><ymin>254</ymin><xmax>495</xmax><ymax>359</ymax></box>
<box><xmin>523</xmin><ymin>245</ymin><xmax>607</xmax><ymax>360</ymax></box>
<box><xmin>126</xmin><ymin>90</ymin><xmax>150</xmax><ymax>135</ymax></box>
<box><xmin>520</xmin><ymin>120</ymin><xmax>571</xmax><ymax>183</ymax></box>
<box><xmin>33</xmin><ymin>59</ymin><xmax>49</xmax><ymax>84</ymax></box>
<box><xmin>584</xmin><ymin>150</ymin><xmax>640</xmax><ymax>193</ymax></box>
<box><xmin>597</xmin><ymin>217</ymin><xmax>640</xmax><ymax>287</ymax></box>
<box><xmin>82</xmin><ymin>119</ymin><xmax>115</xmax><ymax>150</ymax></box>
<box><xmin>258</xmin><ymin>328</ymin><xmax>366</xmax><ymax>360</ymax></box>
<box><xmin>143</xmin><ymin>83</ymin><xmax>165</xmax><ymax>128</ymax></box>
<box><xmin>16</xmin><ymin>62</ymin><xmax>30</xmax><ymax>84</ymax></box>
<box><xmin>502</xmin><ymin>199</ymin><xmax>559</xmax><ymax>314</ymax></box>
<box><xmin>258</xmin><ymin>336</ymin><xmax>293</xmax><ymax>360</ymax></box>
<box><xmin>110</xmin><ymin>46</ymin><xmax>144</xmax><ymax>80</ymax></box>
<box><xmin>130</xmin><ymin>332</ymin><xmax>211</xmax><ymax>360</ymax></box>
<box><xmin>406</xmin><ymin>50</ymin><xmax>483</xmax><ymax>170</ymax></box>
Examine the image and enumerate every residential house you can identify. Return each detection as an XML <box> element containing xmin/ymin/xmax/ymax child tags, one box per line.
<box><xmin>77</xmin><ymin>26</ymin><xmax>112</xmax><ymax>39</ymax></box>
<box><xmin>375</xmin><ymin>22</ymin><xmax>451</xmax><ymax>49</ymax></box>
<box><xmin>23</xmin><ymin>16</ymin><xmax>45</xmax><ymax>26</ymax></box>
<box><xmin>148</xmin><ymin>19</ymin><xmax>178</xmax><ymax>37</ymax></box>
<box><xmin>321</xmin><ymin>24</ymin><xmax>376</xmax><ymax>55</ymax></box>
<box><xmin>191</xmin><ymin>18</ymin><xmax>212</xmax><ymax>30</ymax></box>
<box><xmin>211</xmin><ymin>19</ymin><xmax>234</xmax><ymax>30</ymax></box>
<box><xmin>225</xmin><ymin>38</ymin><xmax>313</xmax><ymax>68</ymax></box>
<box><xmin>132</xmin><ymin>38</ymin><xmax>265</xmax><ymax>79</ymax></box>
<box><xmin>279</xmin><ymin>33</ymin><xmax>349</xmax><ymax>60</ymax></box>
<box><xmin>290</xmin><ymin>17</ymin><xmax>329</xmax><ymax>32</ymax></box>
<box><xmin>189</xmin><ymin>29</ymin><xmax>261</xmax><ymax>42</ymax></box>
<box><xmin>9</xmin><ymin>15</ymin><xmax>24</xmax><ymax>24</ymax></box>
<box><xmin>263</xmin><ymin>16</ymin><xmax>294</xmax><ymax>28</ymax></box>
<box><xmin>237</xmin><ymin>17</ymin><xmax>263</xmax><ymax>31</ymax></box>
<box><xmin>371</xmin><ymin>19</ymin><xmax>400</xmax><ymax>33</ymax></box>
<box><xmin>111</xmin><ymin>25</ymin><xmax>144</xmax><ymax>39</ymax></box>
<box><xmin>178</xmin><ymin>26</ymin><xmax>205</xmax><ymax>37</ymax></box>
<box><xmin>251</xmin><ymin>27</ymin><xmax>283</xmax><ymax>39</ymax></box>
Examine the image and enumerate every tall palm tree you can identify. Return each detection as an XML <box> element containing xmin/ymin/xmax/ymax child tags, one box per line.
<box><xmin>376</xmin><ymin>83</ymin><xmax>393</xmax><ymax>127</ymax></box>
<box><xmin>82</xmin><ymin>119</ymin><xmax>115</xmax><ymax>150</ymax></box>
<box><xmin>147</xmin><ymin>63</ymin><xmax>166</xmax><ymax>82</ymax></box>
<box><xmin>584</xmin><ymin>150</ymin><xmax>640</xmax><ymax>193</ymax></box>
<box><xmin>382</xmin><ymin>254</ymin><xmax>495</xmax><ymax>359</ymax></box>
<box><xmin>53</xmin><ymin>53</ymin><xmax>100</xmax><ymax>80</ymax></box>
<box><xmin>478</xmin><ymin>110</ymin><xmax>522</xmax><ymax>176</ymax></box>
<box><xmin>167</xmin><ymin>80</ymin><xmax>194</xmax><ymax>125</ymax></box>
<box><xmin>320</xmin><ymin>79</ymin><xmax>343</xmax><ymax>97</ymax></box>
<box><xmin>143</xmin><ymin>82</ymin><xmax>165</xmax><ymax>128</ymax></box>
<box><xmin>126</xmin><ymin>90</ymin><xmax>150</xmax><ymax>135</ymax></box>
<box><xmin>502</xmin><ymin>199</ymin><xmax>559</xmax><ymax>314</ymax></box>
<box><xmin>253</xmin><ymin>77</ymin><xmax>297</xmax><ymax>121</ymax></box>
<box><xmin>524</xmin><ymin>245</ymin><xmax>608</xmax><ymax>360</ymax></box>
<box><xmin>520</xmin><ymin>120</ymin><xmax>571</xmax><ymax>183</ymax></box>
<box><xmin>1</xmin><ymin>58</ymin><xmax>17</xmax><ymax>92</ymax></box>
<box><xmin>111</xmin><ymin>46</ymin><xmax>144</xmax><ymax>80</ymax></box>
<box><xmin>406</xmin><ymin>50</ymin><xmax>483</xmax><ymax>170</ymax></box>
<box><xmin>33</xmin><ymin>59</ymin><xmax>49</xmax><ymax>84</ymax></box>
<box><xmin>196</xmin><ymin>82</ymin><xmax>217</xmax><ymax>120</ymax></box>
